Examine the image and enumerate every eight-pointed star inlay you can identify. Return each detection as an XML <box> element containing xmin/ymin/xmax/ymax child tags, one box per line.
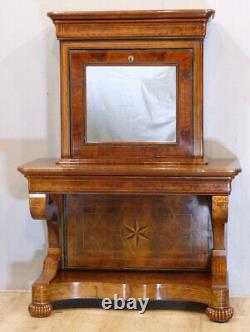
<box><xmin>124</xmin><ymin>219</ymin><xmax>149</xmax><ymax>247</ymax></box>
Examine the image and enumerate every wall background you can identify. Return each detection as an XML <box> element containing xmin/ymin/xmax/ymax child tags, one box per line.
<box><xmin>0</xmin><ymin>0</ymin><xmax>249</xmax><ymax>295</ymax></box>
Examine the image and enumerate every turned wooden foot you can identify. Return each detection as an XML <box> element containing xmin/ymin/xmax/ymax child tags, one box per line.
<box><xmin>205</xmin><ymin>306</ymin><xmax>234</xmax><ymax>323</ymax></box>
<box><xmin>29</xmin><ymin>303</ymin><xmax>53</xmax><ymax>318</ymax></box>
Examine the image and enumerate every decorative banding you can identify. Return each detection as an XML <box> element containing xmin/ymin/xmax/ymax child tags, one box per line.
<box><xmin>28</xmin><ymin>303</ymin><xmax>53</xmax><ymax>318</ymax></box>
<box><xmin>205</xmin><ymin>307</ymin><xmax>234</xmax><ymax>323</ymax></box>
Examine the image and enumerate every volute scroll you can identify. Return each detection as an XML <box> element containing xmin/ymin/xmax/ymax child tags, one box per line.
<box><xmin>29</xmin><ymin>194</ymin><xmax>58</xmax><ymax>221</ymax></box>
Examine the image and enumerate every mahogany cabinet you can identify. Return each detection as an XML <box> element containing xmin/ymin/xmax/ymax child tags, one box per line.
<box><xmin>18</xmin><ymin>10</ymin><xmax>241</xmax><ymax>322</ymax></box>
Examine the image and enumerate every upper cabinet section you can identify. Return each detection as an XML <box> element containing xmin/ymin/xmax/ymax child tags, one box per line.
<box><xmin>48</xmin><ymin>10</ymin><xmax>215</xmax><ymax>163</ymax></box>
<box><xmin>48</xmin><ymin>10</ymin><xmax>215</xmax><ymax>40</ymax></box>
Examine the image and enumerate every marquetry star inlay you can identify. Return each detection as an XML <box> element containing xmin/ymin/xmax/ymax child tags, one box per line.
<box><xmin>124</xmin><ymin>220</ymin><xmax>149</xmax><ymax>247</ymax></box>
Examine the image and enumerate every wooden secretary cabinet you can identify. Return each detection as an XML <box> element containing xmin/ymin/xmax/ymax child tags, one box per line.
<box><xmin>18</xmin><ymin>10</ymin><xmax>241</xmax><ymax>322</ymax></box>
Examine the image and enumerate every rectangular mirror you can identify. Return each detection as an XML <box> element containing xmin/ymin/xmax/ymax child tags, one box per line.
<box><xmin>86</xmin><ymin>66</ymin><xmax>177</xmax><ymax>143</ymax></box>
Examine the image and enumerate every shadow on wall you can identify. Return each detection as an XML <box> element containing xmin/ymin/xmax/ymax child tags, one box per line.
<box><xmin>0</xmin><ymin>23</ymin><xmax>60</xmax><ymax>289</ymax></box>
<box><xmin>6</xmin><ymin>248</ymin><xmax>47</xmax><ymax>290</ymax></box>
<box><xmin>1</xmin><ymin>139</ymin><xmax>51</xmax><ymax>200</ymax></box>
<box><xmin>204</xmin><ymin>21</ymin><xmax>249</xmax><ymax>295</ymax></box>
<box><xmin>204</xmin><ymin>140</ymin><xmax>237</xmax><ymax>159</ymax></box>
<box><xmin>162</xmin><ymin>0</ymin><xmax>209</xmax><ymax>10</ymax></box>
<box><xmin>204</xmin><ymin>22</ymin><xmax>250</xmax><ymax>159</ymax></box>
<box><xmin>0</xmin><ymin>26</ymin><xmax>60</xmax><ymax>199</ymax></box>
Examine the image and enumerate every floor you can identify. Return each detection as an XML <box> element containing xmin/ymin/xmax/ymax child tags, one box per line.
<box><xmin>0</xmin><ymin>293</ymin><xmax>249</xmax><ymax>332</ymax></box>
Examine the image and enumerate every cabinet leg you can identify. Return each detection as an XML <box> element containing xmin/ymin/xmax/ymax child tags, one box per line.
<box><xmin>28</xmin><ymin>249</ymin><xmax>60</xmax><ymax>318</ymax></box>
<box><xmin>208</xmin><ymin>196</ymin><xmax>233</xmax><ymax>323</ymax></box>
<box><xmin>205</xmin><ymin>306</ymin><xmax>233</xmax><ymax>323</ymax></box>
<box><xmin>29</xmin><ymin>282</ymin><xmax>53</xmax><ymax>318</ymax></box>
<box><xmin>28</xmin><ymin>194</ymin><xmax>61</xmax><ymax>318</ymax></box>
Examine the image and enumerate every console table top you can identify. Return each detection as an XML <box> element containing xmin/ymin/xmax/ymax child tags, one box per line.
<box><xmin>19</xmin><ymin>158</ymin><xmax>240</xmax><ymax>178</ymax></box>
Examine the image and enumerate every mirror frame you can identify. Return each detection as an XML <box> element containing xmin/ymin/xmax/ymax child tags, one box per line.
<box><xmin>70</xmin><ymin>48</ymin><xmax>193</xmax><ymax>160</ymax></box>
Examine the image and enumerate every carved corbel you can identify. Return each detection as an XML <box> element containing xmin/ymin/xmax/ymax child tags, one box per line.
<box><xmin>206</xmin><ymin>195</ymin><xmax>233</xmax><ymax>322</ymax></box>
<box><xmin>29</xmin><ymin>194</ymin><xmax>58</xmax><ymax>221</ymax></box>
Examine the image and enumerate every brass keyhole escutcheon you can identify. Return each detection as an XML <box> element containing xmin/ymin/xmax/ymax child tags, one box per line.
<box><xmin>128</xmin><ymin>55</ymin><xmax>134</xmax><ymax>63</ymax></box>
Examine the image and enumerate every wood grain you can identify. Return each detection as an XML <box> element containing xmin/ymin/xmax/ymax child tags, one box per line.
<box><xmin>47</xmin><ymin>10</ymin><xmax>214</xmax><ymax>161</ymax></box>
<box><xmin>48</xmin><ymin>10</ymin><xmax>215</xmax><ymax>41</ymax></box>
<box><xmin>70</xmin><ymin>48</ymin><xmax>193</xmax><ymax>159</ymax></box>
<box><xmin>64</xmin><ymin>195</ymin><xmax>211</xmax><ymax>270</ymax></box>
<box><xmin>17</xmin><ymin>9</ymin><xmax>241</xmax><ymax>323</ymax></box>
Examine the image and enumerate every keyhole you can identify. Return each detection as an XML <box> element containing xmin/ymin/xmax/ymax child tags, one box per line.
<box><xmin>128</xmin><ymin>55</ymin><xmax>134</xmax><ymax>63</ymax></box>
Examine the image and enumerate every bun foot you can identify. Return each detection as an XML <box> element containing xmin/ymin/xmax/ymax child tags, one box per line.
<box><xmin>205</xmin><ymin>306</ymin><xmax>234</xmax><ymax>323</ymax></box>
<box><xmin>29</xmin><ymin>303</ymin><xmax>53</xmax><ymax>318</ymax></box>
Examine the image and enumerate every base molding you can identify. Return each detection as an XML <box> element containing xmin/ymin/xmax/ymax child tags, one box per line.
<box><xmin>28</xmin><ymin>270</ymin><xmax>234</xmax><ymax>323</ymax></box>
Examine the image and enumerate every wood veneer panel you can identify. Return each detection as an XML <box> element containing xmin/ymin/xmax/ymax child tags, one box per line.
<box><xmin>64</xmin><ymin>194</ymin><xmax>212</xmax><ymax>270</ymax></box>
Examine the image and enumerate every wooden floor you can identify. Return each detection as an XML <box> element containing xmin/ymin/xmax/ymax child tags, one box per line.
<box><xmin>0</xmin><ymin>292</ymin><xmax>249</xmax><ymax>332</ymax></box>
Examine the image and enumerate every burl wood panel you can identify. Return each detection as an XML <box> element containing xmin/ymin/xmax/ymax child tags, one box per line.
<box><xmin>46</xmin><ymin>10</ymin><xmax>215</xmax><ymax>161</ymax></box>
<box><xmin>64</xmin><ymin>194</ymin><xmax>212</xmax><ymax>270</ymax></box>
<box><xmin>70</xmin><ymin>48</ymin><xmax>193</xmax><ymax>159</ymax></box>
<box><xmin>60</xmin><ymin>39</ymin><xmax>203</xmax><ymax>160</ymax></box>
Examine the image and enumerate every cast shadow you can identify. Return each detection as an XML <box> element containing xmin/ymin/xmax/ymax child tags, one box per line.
<box><xmin>1</xmin><ymin>26</ymin><xmax>60</xmax><ymax>290</ymax></box>
<box><xmin>0</xmin><ymin>26</ymin><xmax>60</xmax><ymax>199</ymax></box>
<box><xmin>6</xmin><ymin>249</ymin><xmax>46</xmax><ymax>290</ymax></box>
<box><xmin>162</xmin><ymin>0</ymin><xmax>209</xmax><ymax>9</ymax></box>
<box><xmin>204</xmin><ymin>21</ymin><xmax>249</xmax><ymax>161</ymax></box>
<box><xmin>204</xmin><ymin>139</ymin><xmax>237</xmax><ymax>159</ymax></box>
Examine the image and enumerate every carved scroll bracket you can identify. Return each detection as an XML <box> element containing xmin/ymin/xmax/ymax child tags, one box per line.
<box><xmin>29</xmin><ymin>194</ymin><xmax>58</xmax><ymax>221</ymax></box>
<box><xmin>207</xmin><ymin>195</ymin><xmax>232</xmax><ymax>319</ymax></box>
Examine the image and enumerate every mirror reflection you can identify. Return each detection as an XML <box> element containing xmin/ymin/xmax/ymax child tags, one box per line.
<box><xmin>86</xmin><ymin>66</ymin><xmax>176</xmax><ymax>142</ymax></box>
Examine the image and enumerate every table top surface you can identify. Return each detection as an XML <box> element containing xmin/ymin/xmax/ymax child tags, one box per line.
<box><xmin>18</xmin><ymin>158</ymin><xmax>241</xmax><ymax>178</ymax></box>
